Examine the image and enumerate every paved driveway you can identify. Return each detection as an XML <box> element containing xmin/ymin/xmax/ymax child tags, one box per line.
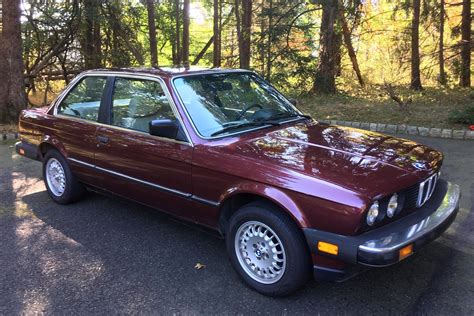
<box><xmin>1</xmin><ymin>135</ymin><xmax>473</xmax><ymax>314</ymax></box>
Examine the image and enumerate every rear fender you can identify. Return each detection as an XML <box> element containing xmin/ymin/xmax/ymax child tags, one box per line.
<box><xmin>38</xmin><ymin>135</ymin><xmax>68</xmax><ymax>160</ymax></box>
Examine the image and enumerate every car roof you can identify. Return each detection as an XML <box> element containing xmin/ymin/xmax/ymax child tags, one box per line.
<box><xmin>83</xmin><ymin>67</ymin><xmax>251</xmax><ymax>78</ymax></box>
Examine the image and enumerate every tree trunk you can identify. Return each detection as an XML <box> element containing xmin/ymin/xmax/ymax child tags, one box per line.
<box><xmin>230</xmin><ymin>28</ymin><xmax>237</xmax><ymax>67</ymax></box>
<box><xmin>93</xmin><ymin>9</ymin><xmax>102</xmax><ymax>67</ymax></box>
<box><xmin>82</xmin><ymin>0</ymin><xmax>102</xmax><ymax>69</ymax></box>
<box><xmin>334</xmin><ymin>30</ymin><xmax>343</xmax><ymax>77</ymax></box>
<box><xmin>410</xmin><ymin>0</ymin><xmax>423</xmax><ymax>90</ymax></box>
<box><xmin>0</xmin><ymin>0</ymin><xmax>27</xmax><ymax>123</ymax></box>
<box><xmin>312</xmin><ymin>0</ymin><xmax>339</xmax><ymax>94</ymax></box>
<box><xmin>266</xmin><ymin>0</ymin><xmax>273</xmax><ymax>79</ymax></box>
<box><xmin>170</xmin><ymin>4</ymin><xmax>177</xmax><ymax>65</ymax></box>
<box><xmin>194</xmin><ymin>7</ymin><xmax>234</xmax><ymax>65</ymax></box>
<box><xmin>182</xmin><ymin>0</ymin><xmax>190</xmax><ymax>68</ymax></box>
<box><xmin>438</xmin><ymin>0</ymin><xmax>446</xmax><ymax>85</ymax></box>
<box><xmin>213</xmin><ymin>0</ymin><xmax>221</xmax><ymax>67</ymax></box>
<box><xmin>259</xmin><ymin>4</ymin><xmax>267</xmax><ymax>75</ymax></box>
<box><xmin>240</xmin><ymin>0</ymin><xmax>252</xmax><ymax>69</ymax></box>
<box><xmin>235</xmin><ymin>0</ymin><xmax>242</xmax><ymax>61</ymax></box>
<box><xmin>43</xmin><ymin>79</ymin><xmax>50</xmax><ymax>106</ymax></box>
<box><xmin>193</xmin><ymin>36</ymin><xmax>214</xmax><ymax>65</ymax></box>
<box><xmin>338</xmin><ymin>6</ymin><xmax>364</xmax><ymax>87</ymax></box>
<box><xmin>146</xmin><ymin>0</ymin><xmax>158</xmax><ymax>67</ymax></box>
<box><xmin>175</xmin><ymin>0</ymin><xmax>182</xmax><ymax>66</ymax></box>
<box><xmin>460</xmin><ymin>0</ymin><xmax>471</xmax><ymax>87</ymax></box>
<box><xmin>83</xmin><ymin>0</ymin><xmax>95</xmax><ymax>69</ymax></box>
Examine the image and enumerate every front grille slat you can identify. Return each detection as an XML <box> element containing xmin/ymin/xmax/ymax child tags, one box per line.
<box><xmin>402</xmin><ymin>172</ymin><xmax>440</xmax><ymax>211</ymax></box>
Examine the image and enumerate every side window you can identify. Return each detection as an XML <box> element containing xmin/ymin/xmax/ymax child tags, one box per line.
<box><xmin>57</xmin><ymin>76</ymin><xmax>107</xmax><ymax>122</ymax></box>
<box><xmin>111</xmin><ymin>77</ymin><xmax>176</xmax><ymax>133</ymax></box>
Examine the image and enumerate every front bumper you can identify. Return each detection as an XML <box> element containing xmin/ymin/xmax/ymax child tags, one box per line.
<box><xmin>304</xmin><ymin>179</ymin><xmax>460</xmax><ymax>280</ymax></box>
<box><xmin>15</xmin><ymin>141</ymin><xmax>40</xmax><ymax>161</ymax></box>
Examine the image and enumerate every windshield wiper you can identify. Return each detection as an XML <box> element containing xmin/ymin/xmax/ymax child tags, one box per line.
<box><xmin>210</xmin><ymin>113</ymin><xmax>311</xmax><ymax>137</ymax></box>
<box><xmin>269</xmin><ymin>112</ymin><xmax>311</xmax><ymax>121</ymax></box>
<box><xmin>210</xmin><ymin>121</ymin><xmax>279</xmax><ymax>137</ymax></box>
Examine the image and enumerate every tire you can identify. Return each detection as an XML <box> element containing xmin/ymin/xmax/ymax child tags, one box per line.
<box><xmin>42</xmin><ymin>149</ymin><xmax>85</xmax><ymax>204</ymax></box>
<box><xmin>226</xmin><ymin>201</ymin><xmax>311</xmax><ymax>296</ymax></box>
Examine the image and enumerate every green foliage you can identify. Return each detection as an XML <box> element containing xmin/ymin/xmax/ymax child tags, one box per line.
<box><xmin>22</xmin><ymin>1</ymin><xmax>79</xmax><ymax>71</ymax></box>
<box><xmin>449</xmin><ymin>105</ymin><xmax>474</xmax><ymax>125</ymax></box>
<box><xmin>18</xmin><ymin>0</ymin><xmax>471</xmax><ymax>116</ymax></box>
<box><xmin>253</xmin><ymin>1</ymin><xmax>319</xmax><ymax>91</ymax></box>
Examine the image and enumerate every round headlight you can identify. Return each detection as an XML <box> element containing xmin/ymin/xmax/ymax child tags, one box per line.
<box><xmin>366</xmin><ymin>201</ymin><xmax>379</xmax><ymax>226</ymax></box>
<box><xmin>387</xmin><ymin>194</ymin><xmax>398</xmax><ymax>218</ymax></box>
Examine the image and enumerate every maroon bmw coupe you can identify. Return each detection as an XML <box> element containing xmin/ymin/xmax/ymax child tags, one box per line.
<box><xmin>16</xmin><ymin>68</ymin><xmax>461</xmax><ymax>296</ymax></box>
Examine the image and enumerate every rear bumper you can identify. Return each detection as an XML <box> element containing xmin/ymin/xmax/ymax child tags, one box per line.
<box><xmin>15</xmin><ymin>141</ymin><xmax>40</xmax><ymax>161</ymax></box>
<box><xmin>304</xmin><ymin>179</ymin><xmax>460</xmax><ymax>281</ymax></box>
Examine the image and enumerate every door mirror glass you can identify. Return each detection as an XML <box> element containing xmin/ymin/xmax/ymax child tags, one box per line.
<box><xmin>149</xmin><ymin>119</ymin><xmax>179</xmax><ymax>139</ymax></box>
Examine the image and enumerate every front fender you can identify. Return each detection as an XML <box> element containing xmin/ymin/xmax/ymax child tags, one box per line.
<box><xmin>219</xmin><ymin>181</ymin><xmax>310</xmax><ymax>228</ymax></box>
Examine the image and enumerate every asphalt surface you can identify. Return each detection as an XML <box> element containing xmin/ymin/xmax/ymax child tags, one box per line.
<box><xmin>0</xmin><ymin>135</ymin><xmax>473</xmax><ymax>315</ymax></box>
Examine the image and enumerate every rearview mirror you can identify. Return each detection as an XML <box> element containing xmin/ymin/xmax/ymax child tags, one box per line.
<box><xmin>149</xmin><ymin>119</ymin><xmax>179</xmax><ymax>139</ymax></box>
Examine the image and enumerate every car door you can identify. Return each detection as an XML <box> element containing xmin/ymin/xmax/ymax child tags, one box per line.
<box><xmin>54</xmin><ymin>75</ymin><xmax>110</xmax><ymax>185</ymax></box>
<box><xmin>93</xmin><ymin>75</ymin><xmax>194</xmax><ymax>218</ymax></box>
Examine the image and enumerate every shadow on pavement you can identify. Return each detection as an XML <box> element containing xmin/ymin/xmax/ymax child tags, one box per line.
<box><xmin>2</xmin><ymin>137</ymin><xmax>474</xmax><ymax>314</ymax></box>
<box><xmin>16</xmin><ymin>189</ymin><xmax>473</xmax><ymax>314</ymax></box>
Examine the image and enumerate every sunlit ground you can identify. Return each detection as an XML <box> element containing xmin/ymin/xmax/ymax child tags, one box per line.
<box><xmin>0</xmin><ymin>143</ymin><xmax>104</xmax><ymax>314</ymax></box>
<box><xmin>296</xmin><ymin>86</ymin><xmax>474</xmax><ymax>130</ymax></box>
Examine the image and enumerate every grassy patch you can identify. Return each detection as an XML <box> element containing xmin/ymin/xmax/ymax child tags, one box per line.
<box><xmin>0</xmin><ymin>124</ymin><xmax>18</xmax><ymax>134</ymax></box>
<box><xmin>294</xmin><ymin>86</ymin><xmax>474</xmax><ymax>129</ymax></box>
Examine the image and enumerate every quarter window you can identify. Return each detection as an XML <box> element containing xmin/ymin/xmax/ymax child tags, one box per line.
<box><xmin>57</xmin><ymin>76</ymin><xmax>107</xmax><ymax>122</ymax></box>
<box><xmin>111</xmin><ymin>77</ymin><xmax>176</xmax><ymax>133</ymax></box>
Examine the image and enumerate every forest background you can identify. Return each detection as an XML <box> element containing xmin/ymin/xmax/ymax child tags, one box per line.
<box><xmin>0</xmin><ymin>0</ymin><xmax>472</xmax><ymax>130</ymax></box>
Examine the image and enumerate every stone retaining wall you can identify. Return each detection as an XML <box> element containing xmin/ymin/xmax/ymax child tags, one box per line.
<box><xmin>1</xmin><ymin>133</ymin><xmax>19</xmax><ymax>141</ymax></box>
<box><xmin>319</xmin><ymin>120</ymin><xmax>474</xmax><ymax>140</ymax></box>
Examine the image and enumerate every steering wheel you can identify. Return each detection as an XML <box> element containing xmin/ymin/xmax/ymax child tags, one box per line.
<box><xmin>64</xmin><ymin>106</ymin><xmax>81</xmax><ymax>117</ymax></box>
<box><xmin>237</xmin><ymin>104</ymin><xmax>263</xmax><ymax>120</ymax></box>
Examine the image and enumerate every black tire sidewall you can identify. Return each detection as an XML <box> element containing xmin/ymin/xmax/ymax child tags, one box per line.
<box><xmin>226</xmin><ymin>203</ymin><xmax>311</xmax><ymax>296</ymax></box>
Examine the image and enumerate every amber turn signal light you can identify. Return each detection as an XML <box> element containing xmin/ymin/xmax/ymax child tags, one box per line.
<box><xmin>399</xmin><ymin>244</ymin><xmax>413</xmax><ymax>260</ymax></box>
<box><xmin>317</xmin><ymin>241</ymin><xmax>339</xmax><ymax>255</ymax></box>
<box><xmin>19</xmin><ymin>148</ymin><xmax>25</xmax><ymax>155</ymax></box>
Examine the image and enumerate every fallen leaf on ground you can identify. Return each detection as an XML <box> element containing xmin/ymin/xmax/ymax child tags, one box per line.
<box><xmin>194</xmin><ymin>263</ymin><xmax>206</xmax><ymax>270</ymax></box>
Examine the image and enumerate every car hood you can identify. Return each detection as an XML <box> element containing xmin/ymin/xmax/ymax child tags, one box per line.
<box><xmin>228</xmin><ymin>121</ymin><xmax>443</xmax><ymax>200</ymax></box>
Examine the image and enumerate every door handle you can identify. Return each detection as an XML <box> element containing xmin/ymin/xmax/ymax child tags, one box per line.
<box><xmin>97</xmin><ymin>135</ymin><xmax>109</xmax><ymax>144</ymax></box>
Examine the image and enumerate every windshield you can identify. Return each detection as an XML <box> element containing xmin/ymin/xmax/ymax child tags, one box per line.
<box><xmin>173</xmin><ymin>72</ymin><xmax>302</xmax><ymax>138</ymax></box>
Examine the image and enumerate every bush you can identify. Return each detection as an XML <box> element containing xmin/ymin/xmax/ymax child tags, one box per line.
<box><xmin>449</xmin><ymin>105</ymin><xmax>474</xmax><ymax>125</ymax></box>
